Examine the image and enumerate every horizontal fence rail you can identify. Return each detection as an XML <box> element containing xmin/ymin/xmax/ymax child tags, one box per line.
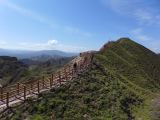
<box><xmin>0</xmin><ymin>54</ymin><xmax>93</xmax><ymax>110</ymax></box>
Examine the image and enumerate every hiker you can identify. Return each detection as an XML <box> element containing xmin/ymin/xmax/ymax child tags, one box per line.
<box><xmin>80</xmin><ymin>53</ymin><xmax>82</xmax><ymax>57</ymax></box>
<box><xmin>73</xmin><ymin>62</ymin><xmax>77</xmax><ymax>72</ymax></box>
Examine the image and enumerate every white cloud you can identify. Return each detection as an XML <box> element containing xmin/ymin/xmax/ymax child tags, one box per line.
<box><xmin>2</xmin><ymin>1</ymin><xmax>92</xmax><ymax>37</ymax></box>
<box><xmin>18</xmin><ymin>40</ymin><xmax>59</xmax><ymax>50</ymax></box>
<box><xmin>133</xmin><ymin>9</ymin><xmax>160</xmax><ymax>25</ymax></box>
<box><xmin>14</xmin><ymin>40</ymin><xmax>87</xmax><ymax>52</ymax></box>
<box><xmin>102</xmin><ymin>0</ymin><xmax>160</xmax><ymax>26</ymax></box>
<box><xmin>47</xmin><ymin>40</ymin><xmax>58</xmax><ymax>46</ymax></box>
<box><xmin>2</xmin><ymin>0</ymin><xmax>57</xmax><ymax>28</ymax></box>
<box><xmin>0</xmin><ymin>1</ymin><xmax>92</xmax><ymax>52</ymax></box>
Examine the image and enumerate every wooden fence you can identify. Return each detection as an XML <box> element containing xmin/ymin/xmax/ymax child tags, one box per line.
<box><xmin>0</xmin><ymin>55</ymin><xmax>92</xmax><ymax>109</ymax></box>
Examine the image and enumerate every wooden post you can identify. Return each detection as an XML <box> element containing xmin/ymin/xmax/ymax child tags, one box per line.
<box><xmin>6</xmin><ymin>92</ymin><xmax>9</xmax><ymax>108</ymax></box>
<box><xmin>17</xmin><ymin>83</ymin><xmax>20</xmax><ymax>95</ymax></box>
<box><xmin>0</xmin><ymin>87</ymin><xmax>3</xmax><ymax>101</ymax></box>
<box><xmin>24</xmin><ymin>85</ymin><xmax>26</xmax><ymax>100</ymax></box>
<box><xmin>42</xmin><ymin>76</ymin><xmax>45</xmax><ymax>88</ymax></box>
<box><xmin>37</xmin><ymin>80</ymin><xmax>40</xmax><ymax>93</ymax></box>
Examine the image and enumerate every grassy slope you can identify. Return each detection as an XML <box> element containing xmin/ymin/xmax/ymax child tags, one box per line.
<box><xmin>5</xmin><ymin>67</ymin><xmax>143</xmax><ymax>120</ymax></box>
<box><xmin>99</xmin><ymin>38</ymin><xmax>160</xmax><ymax>91</ymax></box>
<box><xmin>3</xmin><ymin>38</ymin><xmax>160</xmax><ymax>120</ymax></box>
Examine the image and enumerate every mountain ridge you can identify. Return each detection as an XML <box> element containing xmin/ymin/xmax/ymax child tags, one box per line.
<box><xmin>0</xmin><ymin>49</ymin><xmax>77</xmax><ymax>59</ymax></box>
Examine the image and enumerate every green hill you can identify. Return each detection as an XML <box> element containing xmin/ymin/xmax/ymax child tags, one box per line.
<box><xmin>0</xmin><ymin>56</ymin><xmax>28</xmax><ymax>86</ymax></box>
<box><xmin>98</xmin><ymin>38</ymin><xmax>160</xmax><ymax>91</ymax></box>
<box><xmin>3</xmin><ymin>38</ymin><xmax>160</xmax><ymax>120</ymax></box>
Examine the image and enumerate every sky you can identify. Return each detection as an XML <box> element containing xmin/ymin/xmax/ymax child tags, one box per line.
<box><xmin>0</xmin><ymin>0</ymin><xmax>160</xmax><ymax>53</ymax></box>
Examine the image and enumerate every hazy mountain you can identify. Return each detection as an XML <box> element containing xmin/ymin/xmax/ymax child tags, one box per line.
<box><xmin>0</xmin><ymin>49</ymin><xmax>78</xmax><ymax>59</ymax></box>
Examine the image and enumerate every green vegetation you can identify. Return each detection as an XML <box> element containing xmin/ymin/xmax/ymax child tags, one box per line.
<box><xmin>1</xmin><ymin>38</ymin><xmax>160</xmax><ymax>120</ymax></box>
<box><xmin>0</xmin><ymin>56</ymin><xmax>73</xmax><ymax>86</ymax></box>
<box><xmin>19</xmin><ymin>57</ymin><xmax>73</xmax><ymax>83</ymax></box>
<box><xmin>0</xmin><ymin>56</ymin><xmax>28</xmax><ymax>86</ymax></box>
<box><xmin>4</xmin><ymin>67</ymin><xmax>143</xmax><ymax>120</ymax></box>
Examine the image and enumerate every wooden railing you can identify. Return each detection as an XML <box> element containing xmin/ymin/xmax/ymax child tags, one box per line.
<box><xmin>0</xmin><ymin>55</ymin><xmax>92</xmax><ymax>109</ymax></box>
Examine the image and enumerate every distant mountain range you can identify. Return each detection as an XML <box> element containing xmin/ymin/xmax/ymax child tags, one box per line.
<box><xmin>0</xmin><ymin>49</ymin><xmax>78</xmax><ymax>59</ymax></box>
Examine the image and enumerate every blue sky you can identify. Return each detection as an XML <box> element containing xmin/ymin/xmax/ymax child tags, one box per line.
<box><xmin>0</xmin><ymin>0</ymin><xmax>160</xmax><ymax>52</ymax></box>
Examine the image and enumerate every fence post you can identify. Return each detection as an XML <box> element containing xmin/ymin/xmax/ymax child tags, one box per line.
<box><xmin>0</xmin><ymin>87</ymin><xmax>3</xmax><ymax>101</ymax></box>
<box><xmin>42</xmin><ymin>76</ymin><xmax>45</xmax><ymax>88</ymax></box>
<box><xmin>30</xmin><ymin>83</ymin><xmax>33</xmax><ymax>94</ymax></box>
<box><xmin>6</xmin><ymin>92</ymin><xmax>9</xmax><ymax>108</ymax></box>
<box><xmin>24</xmin><ymin>85</ymin><xmax>26</xmax><ymax>100</ymax></box>
<box><xmin>17</xmin><ymin>83</ymin><xmax>20</xmax><ymax>95</ymax></box>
